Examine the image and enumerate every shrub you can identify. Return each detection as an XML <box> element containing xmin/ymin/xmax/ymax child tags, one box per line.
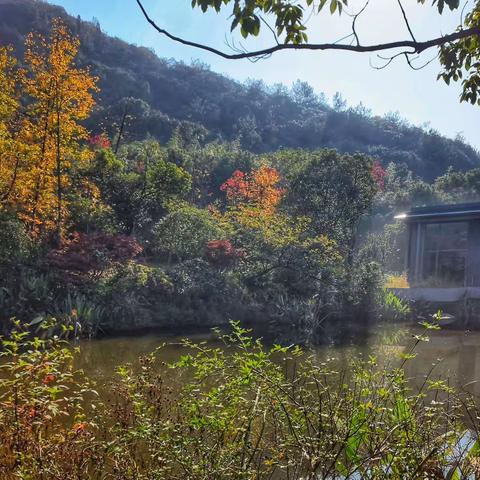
<box><xmin>47</xmin><ymin>232</ymin><xmax>143</xmax><ymax>279</ymax></box>
<box><xmin>96</xmin><ymin>261</ymin><xmax>172</xmax><ymax>330</ymax></box>
<box><xmin>166</xmin><ymin>259</ymin><xmax>247</xmax><ymax>325</ymax></box>
<box><xmin>2</xmin><ymin>322</ymin><xmax>479</xmax><ymax>479</ymax></box>
<box><xmin>0</xmin><ymin>320</ymin><xmax>100</xmax><ymax>478</ymax></box>
<box><xmin>100</xmin><ymin>261</ymin><xmax>172</xmax><ymax>297</ymax></box>
<box><xmin>0</xmin><ymin>212</ymin><xmax>31</xmax><ymax>265</ymax></box>
<box><xmin>205</xmin><ymin>239</ymin><xmax>245</xmax><ymax>266</ymax></box>
<box><xmin>377</xmin><ymin>288</ymin><xmax>411</xmax><ymax>322</ymax></box>
<box><xmin>52</xmin><ymin>293</ymin><xmax>105</xmax><ymax>337</ymax></box>
<box><xmin>68</xmin><ymin>195</ymin><xmax>118</xmax><ymax>235</ymax></box>
<box><xmin>152</xmin><ymin>204</ymin><xmax>224</xmax><ymax>261</ymax></box>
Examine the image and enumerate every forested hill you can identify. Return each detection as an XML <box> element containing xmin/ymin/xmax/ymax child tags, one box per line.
<box><xmin>1</xmin><ymin>0</ymin><xmax>479</xmax><ymax>181</ymax></box>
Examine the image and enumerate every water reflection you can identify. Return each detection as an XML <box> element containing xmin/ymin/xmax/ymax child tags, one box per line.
<box><xmin>75</xmin><ymin>325</ymin><xmax>480</xmax><ymax>398</ymax></box>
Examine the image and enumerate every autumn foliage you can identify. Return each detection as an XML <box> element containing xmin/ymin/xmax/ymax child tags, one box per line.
<box><xmin>205</xmin><ymin>239</ymin><xmax>245</xmax><ymax>266</ymax></box>
<box><xmin>47</xmin><ymin>232</ymin><xmax>143</xmax><ymax>277</ymax></box>
<box><xmin>220</xmin><ymin>166</ymin><xmax>284</xmax><ymax>212</ymax></box>
<box><xmin>0</xmin><ymin>19</ymin><xmax>98</xmax><ymax>239</ymax></box>
<box><xmin>371</xmin><ymin>160</ymin><xmax>387</xmax><ymax>190</ymax></box>
<box><xmin>89</xmin><ymin>134</ymin><xmax>111</xmax><ymax>150</ymax></box>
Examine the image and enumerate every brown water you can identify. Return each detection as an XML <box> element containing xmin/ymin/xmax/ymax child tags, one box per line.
<box><xmin>75</xmin><ymin>325</ymin><xmax>480</xmax><ymax>398</ymax></box>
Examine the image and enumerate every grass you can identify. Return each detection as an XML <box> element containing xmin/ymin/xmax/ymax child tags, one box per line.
<box><xmin>384</xmin><ymin>273</ymin><xmax>410</xmax><ymax>289</ymax></box>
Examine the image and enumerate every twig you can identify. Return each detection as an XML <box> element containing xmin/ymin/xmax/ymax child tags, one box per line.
<box><xmin>135</xmin><ymin>0</ymin><xmax>480</xmax><ymax>61</ymax></box>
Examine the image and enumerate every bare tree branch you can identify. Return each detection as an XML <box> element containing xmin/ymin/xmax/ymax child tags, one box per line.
<box><xmin>136</xmin><ymin>0</ymin><xmax>479</xmax><ymax>61</ymax></box>
<box><xmin>258</xmin><ymin>14</ymin><xmax>279</xmax><ymax>46</ymax></box>
<box><xmin>348</xmin><ymin>1</ymin><xmax>370</xmax><ymax>47</ymax></box>
<box><xmin>396</xmin><ymin>0</ymin><xmax>417</xmax><ymax>42</ymax></box>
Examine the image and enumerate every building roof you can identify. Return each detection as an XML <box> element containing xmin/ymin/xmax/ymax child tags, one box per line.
<box><xmin>394</xmin><ymin>202</ymin><xmax>480</xmax><ymax>221</ymax></box>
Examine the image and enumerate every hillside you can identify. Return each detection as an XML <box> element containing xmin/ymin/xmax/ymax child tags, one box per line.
<box><xmin>0</xmin><ymin>0</ymin><xmax>479</xmax><ymax>180</ymax></box>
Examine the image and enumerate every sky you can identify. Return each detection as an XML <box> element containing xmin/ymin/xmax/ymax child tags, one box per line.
<box><xmin>46</xmin><ymin>0</ymin><xmax>480</xmax><ymax>149</ymax></box>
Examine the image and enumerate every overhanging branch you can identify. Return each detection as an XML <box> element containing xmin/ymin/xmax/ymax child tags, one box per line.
<box><xmin>136</xmin><ymin>0</ymin><xmax>479</xmax><ymax>60</ymax></box>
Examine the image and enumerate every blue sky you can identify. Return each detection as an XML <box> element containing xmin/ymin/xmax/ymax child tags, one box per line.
<box><xmin>47</xmin><ymin>0</ymin><xmax>479</xmax><ymax>149</ymax></box>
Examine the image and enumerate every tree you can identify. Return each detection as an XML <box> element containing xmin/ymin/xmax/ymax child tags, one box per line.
<box><xmin>146</xmin><ymin>156</ymin><xmax>192</xmax><ymax>214</ymax></box>
<box><xmin>152</xmin><ymin>203</ymin><xmax>224</xmax><ymax>262</ymax></box>
<box><xmin>21</xmin><ymin>19</ymin><xmax>98</xmax><ymax>239</ymax></box>
<box><xmin>220</xmin><ymin>165</ymin><xmax>284</xmax><ymax>213</ymax></box>
<box><xmin>276</xmin><ymin>149</ymin><xmax>377</xmax><ymax>253</ymax></box>
<box><xmin>434</xmin><ymin>167</ymin><xmax>480</xmax><ymax>202</ymax></box>
<box><xmin>215</xmin><ymin>165</ymin><xmax>340</xmax><ymax>293</ymax></box>
<box><xmin>136</xmin><ymin>0</ymin><xmax>480</xmax><ymax>104</ymax></box>
<box><xmin>0</xmin><ymin>46</ymin><xmax>27</xmax><ymax>209</ymax></box>
<box><xmin>94</xmin><ymin>140</ymin><xmax>192</xmax><ymax>234</ymax></box>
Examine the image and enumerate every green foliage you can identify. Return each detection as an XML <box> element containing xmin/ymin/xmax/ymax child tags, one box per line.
<box><xmin>2</xmin><ymin>322</ymin><xmax>480</xmax><ymax>478</ymax></box>
<box><xmin>67</xmin><ymin>195</ymin><xmax>117</xmax><ymax>234</ymax></box>
<box><xmin>1</xmin><ymin>0</ymin><xmax>478</xmax><ymax>183</ymax></box>
<box><xmin>52</xmin><ymin>292</ymin><xmax>105</xmax><ymax>337</ymax></box>
<box><xmin>439</xmin><ymin>1</ymin><xmax>480</xmax><ymax>104</ymax></box>
<box><xmin>90</xmin><ymin>140</ymin><xmax>192</xmax><ymax>234</ymax></box>
<box><xmin>145</xmin><ymin>155</ymin><xmax>192</xmax><ymax>206</ymax></box>
<box><xmin>3</xmin><ymin>3</ymin><xmax>480</xmax><ymax>336</ymax></box>
<box><xmin>275</xmin><ymin>149</ymin><xmax>377</xmax><ymax>250</ymax></box>
<box><xmin>0</xmin><ymin>211</ymin><xmax>31</xmax><ymax>264</ymax></box>
<box><xmin>89</xmin><ymin>148</ymin><xmax>124</xmax><ymax>182</ymax></box>
<box><xmin>189</xmin><ymin>0</ymin><xmax>479</xmax><ymax>106</ymax></box>
<box><xmin>152</xmin><ymin>203</ymin><xmax>224</xmax><ymax>261</ymax></box>
<box><xmin>0</xmin><ymin>270</ymin><xmax>55</xmax><ymax>329</ymax></box>
<box><xmin>358</xmin><ymin>222</ymin><xmax>407</xmax><ymax>275</ymax></box>
<box><xmin>377</xmin><ymin>288</ymin><xmax>411</xmax><ymax>322</ymax></box>
<box><xmin>374</xmin><ymin>162</ymin><xmax>435</xmax><ymax>212</ymax></box>
<box><xmin>0</xmin><ymin>320</ymin><xmax>99</xmax><ymax>478</ymax></box>
<box><xmin>96</xmin><ymin>261</ymin><xmax>172</xmax><ymax>330</ymax></box>
<box><xmin>191</xmin><ymin>0</ymin><xmax>457</xmax><ymax>43</ymax></box>
<box><xmin>434</xmin><ymin>166</ymin><xmax>480</xmax><ymax>202</ymax></box>
<box><xmin>100</xmin><ymin>261</ymin><xmax>171</xmax><ymax>297</ymax></box>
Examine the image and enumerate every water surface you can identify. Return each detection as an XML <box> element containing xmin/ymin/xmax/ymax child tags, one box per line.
<box><xmin>75</xmin><ymin>324</ymin><xmax>480</xmax><ymax>398</ymax></box>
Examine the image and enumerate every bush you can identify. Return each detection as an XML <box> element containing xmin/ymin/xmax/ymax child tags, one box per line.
<box><xmin>47</xmin><ymin>232</ymin><xmax>143</xmax><ymax>279</ymax></box>
<box><xmin>96</xmin><ymin>261</ymin><xmax>172</xmax><ymax>330</ymax></box>
<box><xmin>1</xmin><ymin>322</ymin><xmax>480</xmax><ymax>479</ymax></box>
<box><xmin>152</xmin><ymin>204</ymin><xmax>224</xmax><ymax>261</ymax></box>
<box><xmin>0</xmin><ymin>321</ymin><xmax>99</xmax><ymax>478</ymax></box>
<box><xmin>0</xmin><ymin>212</ymin><xmax>31</xmax><ymax>265</ymax></box>
<box><xmin>205</xmin><ymin>239</ymin><xmax>245</xmax><ymax>266</ymax></box>
<box><xmin>376</xmin><ymin>288</ymin><xmax>411</xmax><ymax>322</ymax></box>
<box><xmin>166</xmin><ymin>259</ymin><xmax>247</xmax><ymax>325</ymax></box>
<box><xmin>68</xmin><ymin>195</ymin><xmax>118</xmax><ymax>235</ymax></box>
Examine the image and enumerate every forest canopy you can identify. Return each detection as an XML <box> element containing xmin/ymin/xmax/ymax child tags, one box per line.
<box><xmin>0</xmin><ymin>0</ymin><xmax>478</xmax><ymax>183</ymax></box>
<box><xmin>0</xmin><ymin>3</ymin><xmax>479</xmax><ymax>338</ymax></box>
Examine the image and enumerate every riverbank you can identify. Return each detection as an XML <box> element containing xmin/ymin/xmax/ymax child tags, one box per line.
<box><xmin>1</xmin><ymin>321</ymin><xmax>480</xmax><ymax>479</ymax></box>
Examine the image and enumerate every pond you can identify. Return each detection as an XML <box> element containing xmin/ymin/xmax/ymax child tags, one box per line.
<box><xmin>75</xmin><ymin>322</ymin><xmax>480</xmax><ymax>399</ymax></box>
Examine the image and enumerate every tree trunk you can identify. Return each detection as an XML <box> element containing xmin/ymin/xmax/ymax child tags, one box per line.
<box><xmin>114</xmin><ymin>104</ymin><xmax>128</xmax><ymax>155</ymax></box>
<box><xmin>55</xmin><ymin>98</ymin><xmax>62</xmax><ymax>246</ymax></box>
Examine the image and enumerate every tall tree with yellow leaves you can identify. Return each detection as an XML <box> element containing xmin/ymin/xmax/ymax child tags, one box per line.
<box><xmin>21</xmin><ymin>19</ymin><xmax>98</xmax><ymax>240</ymax></box>
<box><xmin>0</xmin><ymin>46</ymin><xmax>26</xmax><ymax>207</ymax></box>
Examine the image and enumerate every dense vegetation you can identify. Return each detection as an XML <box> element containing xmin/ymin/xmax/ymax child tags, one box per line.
<box><xmin>2</xmin><ymin>320</ymin><xmax>480</xmax><ymax>479</ymax></box>
<box><xmin>2</xmin><ymin>15</ymin><xmax>480</xmax><ymax>337</ymax></box>
<box><xmin>2</xmin><ymin>9</ymin><xmax>480</xmax><ymax>478</ymax></box>
<box><xmin>0</xmin><ymin>0</ymin><xmax>479</xmax><ymax>182</ymax></box>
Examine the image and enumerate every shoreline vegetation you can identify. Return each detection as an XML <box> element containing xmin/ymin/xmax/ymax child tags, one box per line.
<box><xmin>0</xmin><ymin>18</ymin><xmax>411</xmax><ymax>338</ymax></box>
<box><xmin>2</xmin><ymin>10</ymin><xmax>480</xmax><ymax>478</ymax></box>
<box><xmin>3</xmin><ymin>18</ymin><xmax>479</xmax><ymax>338</ymax></box>
<box><xmin>1</xmin><ymin>320</ymin><xmax>480</xmax><ymax>479</ymax></box>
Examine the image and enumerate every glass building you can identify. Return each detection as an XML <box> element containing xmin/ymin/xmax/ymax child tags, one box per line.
<box><xmin>397</xmin><ymin>203</ymin><xmax>480</xmax><ymax>290</ymax></box>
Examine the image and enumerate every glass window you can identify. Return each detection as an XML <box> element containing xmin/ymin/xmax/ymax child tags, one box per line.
<box><xmin>422</xmin><ymin>222</ymin><xmax>468</xmax><ymax>287</ymax></box>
